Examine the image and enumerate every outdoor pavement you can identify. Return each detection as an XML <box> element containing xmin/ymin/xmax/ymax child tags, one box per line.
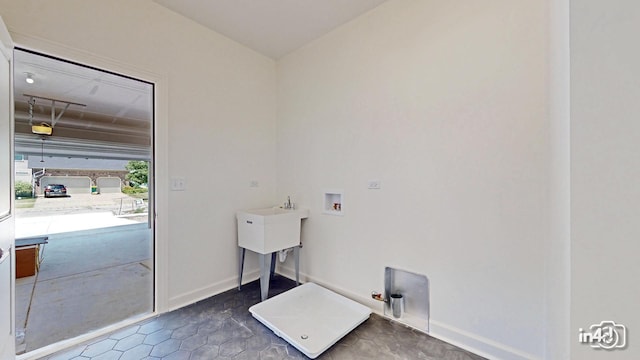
<box><xmin>17</xmin><ymin>192</ymin><xmax>147</xmax><ymax>219</ymax></box>
<box><xmin>16</xmin><ymin>211</ymin><xmax>145</xmax><ymax>238</ymax></box>
<box><xmin>14</xmin><ymin>193</ymin><xmax>153</xmax><ymax>354</ymax></box>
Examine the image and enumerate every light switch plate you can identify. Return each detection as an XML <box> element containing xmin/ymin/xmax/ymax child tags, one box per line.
<box><xmin>170</xmin><ymin>177</ymin><xmax>186</xmax><ymax>191</ymax></box>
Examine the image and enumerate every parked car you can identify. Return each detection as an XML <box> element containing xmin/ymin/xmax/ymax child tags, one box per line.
<box><xmin>44</xmin><ymin>184</ymin><xmax>67</xmax><ymax>198</ymax></box>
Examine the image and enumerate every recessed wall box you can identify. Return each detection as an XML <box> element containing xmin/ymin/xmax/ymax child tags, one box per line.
<box><xmin>323</xmin><ymin>190</ymin><xmax>344</xmax><ymax>216</ymax></box>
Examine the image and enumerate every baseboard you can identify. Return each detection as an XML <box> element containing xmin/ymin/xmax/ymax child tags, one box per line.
<box><xmin>277</xmin><ymin>266</ymin><xmax>386</xmax><ymax>313</ymax></box>
<box><xmin>277</xmin><ymin>265</ymin><xmax>540</xmax><ymax>360</ymax></box>
<box><xmin>167</xmin><ymin>269</ymin><xmax>259</xmax><ymax>311</ymax></box>
<box><xmin>429</xmin><ymin>321</ymin><xmax>541</xmax><ymax>360</ymax></box>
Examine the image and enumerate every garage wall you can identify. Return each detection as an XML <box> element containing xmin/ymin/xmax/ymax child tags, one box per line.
<box><xmin>0</xmin><ymin>0</ymin><xmax>278</xmax><ymax>309</ymax></box>
<box><xmin>41</xmin><ymin>176</ymin><xmax>90</xmax><ymax>195</ymax></box>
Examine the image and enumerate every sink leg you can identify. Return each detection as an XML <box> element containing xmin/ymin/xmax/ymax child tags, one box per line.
<box><xmin>294</xmin><ymin>245</ymin><xmax>300</xmax><ymax>286</ymax></box>
<box><xmin>238</xmin><ymin>247</ymin><xmax>246</xmax><ymax>291</ymax></box>
<box><xmin>259</xmin><ymin>253</ymin><xmax>272</xmax><ymax>301</ymax></box>
<box><xmin>270</xmin><ymin>252</ymin><xmax>277</xmax><ymax>280</ymax></box>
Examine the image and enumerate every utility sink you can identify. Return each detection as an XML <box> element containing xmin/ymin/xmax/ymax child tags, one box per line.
<box><xmin>237</xmin><ymin>207</ymin><xmax>309</xmax><ymax>254</ymax></box>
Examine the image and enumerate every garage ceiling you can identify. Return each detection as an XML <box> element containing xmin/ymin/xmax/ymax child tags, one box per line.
<box><xmin>13</xmin><ymin>49</ymin><xmax>153</xmax><ymax>161</ymax></box>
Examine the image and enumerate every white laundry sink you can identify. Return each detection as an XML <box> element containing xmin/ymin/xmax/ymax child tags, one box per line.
<box><xmin>237</xmin><ymin>207</ymin><xmax>309</xmax><ymax>254</ymax></box>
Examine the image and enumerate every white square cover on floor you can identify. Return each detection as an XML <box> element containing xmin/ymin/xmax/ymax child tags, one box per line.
<box><xmin>249</xmin><ymin>282</ymin><xmax>371</xmax><ymax>359</ymax></box>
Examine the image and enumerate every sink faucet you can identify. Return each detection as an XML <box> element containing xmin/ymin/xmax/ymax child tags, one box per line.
<box><xmin>285</xmin><ymin>196</ymin><xmax>292</xmax><ymax>209</ymax></box>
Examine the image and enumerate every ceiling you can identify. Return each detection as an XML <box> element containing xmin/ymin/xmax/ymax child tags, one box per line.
<box><xmin>153</xmin><ymin>0</ymin><xmax>389</xmax><ymax>59</ymax></box>
<box><xmin>13</xmin><ymin>49</ymin><xmax>153</xmax><ymax>161</ymax></box>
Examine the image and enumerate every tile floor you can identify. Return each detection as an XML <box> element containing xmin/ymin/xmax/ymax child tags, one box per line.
<box><xmin>42</xmin><ymin>277</ymin><xmax>485</xmax><ymax>360</ymax></box>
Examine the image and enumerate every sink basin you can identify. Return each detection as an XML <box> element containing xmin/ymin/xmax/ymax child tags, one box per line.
<box><xmin>237</xmin><ymin>207</ymin><xmax>309</xmax><ymax>254</ymax></box>
<box><xmin>242</xmin><ymin>207</ymin><xmax>308</xmax><ymax>217</ymax></box>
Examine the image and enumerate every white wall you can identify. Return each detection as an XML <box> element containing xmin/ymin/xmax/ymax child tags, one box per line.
<box><xmin>546</xmin><ymin>0</ymin><xmax>571</xmax><ymax>358</ymax></box>
<box><xmin>571</xmin><ymin>1</ymin><xmax>640</xmax><ymax>359</ymax></box>
<box><xmin>276</xmin><ymin>1</ymin><xmax>549</xmax><ymax>358</ymax></box>
<box><xmin>0</xmin><ymin>0</ymin><xmax>278</xmax><ymax>309</ymax></box>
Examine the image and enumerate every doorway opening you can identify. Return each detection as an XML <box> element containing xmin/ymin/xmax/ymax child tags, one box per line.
<box><xmin>12</xmin><ymin>48</ymin><xmax>155</xmax><ymax>354</ymax></box>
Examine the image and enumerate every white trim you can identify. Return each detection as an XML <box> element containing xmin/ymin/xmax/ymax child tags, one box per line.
<box><xmin>7</xmin><ymin>29</ymin><xmax>170</xmax><ymax>312</ymax></box>
<box><xmin>0</xmin><ymin>14</ymin><xmax>15</xmax><ymax>360</ymax></box>
<box><xmin>0</xmin><ymin>16</ymin><xmax>13</xmax><ymax>61</ymax></box>
<box><xmin>8</xmin><ymin>30</ymin><xmax>158</xmax><ymax>84</ymax></box>
<box><xmin>8</xmin><ymin>30</ymin><xmax>172</xmax><ymax>354</ymax></box>
<box><xmin>429</xmin><ymin>320</ymin><xmax>540</xmax><ymax>360</ymax></box>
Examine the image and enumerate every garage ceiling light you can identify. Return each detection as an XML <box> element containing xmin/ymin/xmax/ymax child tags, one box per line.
<box><xmin>32</xmin><ymin>123</ymin><xmax>52</xmax><ymax>136</ymax></box>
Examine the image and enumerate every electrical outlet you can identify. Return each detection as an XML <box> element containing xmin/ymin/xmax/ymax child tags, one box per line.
<box><xmin>170</xmin><ymin>177</ymin><xmax>186</xmax><ymax>191</ymax></box>
<box><xmin>367</xmin><ymin>180</ymin><xmax>381</xmax><ymax>189</ymax></box>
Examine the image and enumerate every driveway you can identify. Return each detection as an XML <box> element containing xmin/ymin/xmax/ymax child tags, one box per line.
<box><xmin>15</xmin><ymin>193</ymin><xmax>148</xmax><ymax>238</ymax></box>
<box><xmin>18</xmin><ymin>193</ymin><xmax>146</xmax><ymax>215</ymax></box>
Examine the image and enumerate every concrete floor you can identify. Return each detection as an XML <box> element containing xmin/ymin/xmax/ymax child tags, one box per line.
<box><xmin>16</xmin><ymin>223</ymin><xmax>153</xmax><ymax>353</ymax></box>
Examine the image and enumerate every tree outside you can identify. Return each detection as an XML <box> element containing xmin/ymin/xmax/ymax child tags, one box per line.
<box><xmin>124</xmin><ymin>161</ymin><xmax>149</xmax><ymax>198</ymax></box>
<box><xmin>125</xmin><ymin>161</ymin><xmax>148</xmax><ymax>187</ymax></box>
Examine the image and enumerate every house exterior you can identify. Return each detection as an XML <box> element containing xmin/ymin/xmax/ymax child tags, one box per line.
<box><xmin>14</xmin><ymin>157</ymin><xmax>31</xmax><ymax>185</ymax></box>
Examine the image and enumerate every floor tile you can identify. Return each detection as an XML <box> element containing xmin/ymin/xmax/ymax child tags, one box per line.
<box><xmin>138</xmin><ymin>320</ymin><xmax>165</xmax><ymax>335</ymax></box>
<box><xmin>42</xmin><ymin>277</ymin><xmax>486</xmax><ymax>360</ymax></box>
<box><xmin>160</xmin><ymin>349</ymin><xmax>190</xmax><ymax>360</ymax></box>
<box><xmin>147</xmin><ymin>338</ymin><xmax>181</xmax><ymax>357</ymax></box>
<box><xmin>80</xmin><ymin>339</ymin><xmax>117</xmax><ymax>357</ymax></box>
<box><xmin>109</xmin><ymin>325</ymin><xmax>140</xmax><ymax>341</ymax></box>
<box><xmin>90</xmin><ymin>350</ymin><xmax>122</xmax><ymax>360</ymax></box>
<box><xmin>170</xmin><ymin>324</ymin><xmax>198</xmax><ymax>340</ymax></box>
<box><xmin>142</xmin><ymin>329</ymin><xmax>172</xmax><ymax>346</ymax></box>
<box><xmin>119</xmin><ymin>344</ymin><xmax>152</xmax><ymax>360</ymax></box>
<box><xmin>188</xmin><ymin>343</ymin><xmax>220</xmax><ymax>360</ymax></box>
<box><xmin>178</xmin><ymin>333</ymin><xmax>207</xmax><ymax>351</ymax></box>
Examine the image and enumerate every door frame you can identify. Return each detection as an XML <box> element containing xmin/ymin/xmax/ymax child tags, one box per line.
<box><xmin>10</xmin><ymin>33</ymin><xmax>170</xmax><ymax>360</ymax></box>
<box><xmin>0</xmin><ymin>14</ymin><xmax>16</xmax><ymax>360</ymax></box>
